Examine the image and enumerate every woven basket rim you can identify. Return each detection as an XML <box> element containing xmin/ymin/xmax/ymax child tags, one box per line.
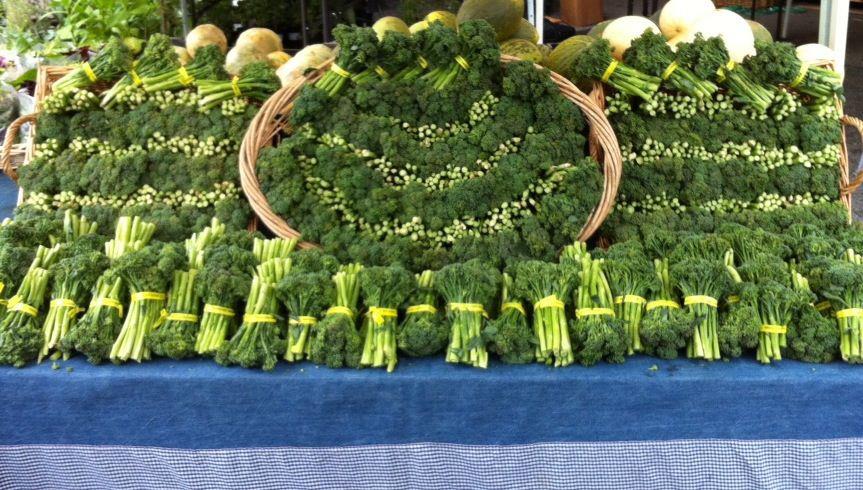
<box><xmin>238</xmin><ymin>54</ymin><xmax>623</xmax><ymax>251</ymax></box>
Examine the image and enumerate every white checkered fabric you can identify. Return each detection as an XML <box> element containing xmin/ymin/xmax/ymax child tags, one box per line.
<box><xmin>2</xmin><ymin>439</ymin><xmax>862</xmax><ymax>489</ymax></box>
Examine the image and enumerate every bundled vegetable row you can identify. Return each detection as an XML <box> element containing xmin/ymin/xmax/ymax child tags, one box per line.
<box><xmin>0</xmin><ymin>210</ymin><xmax>861</xmax><ymax>371</ymax></box>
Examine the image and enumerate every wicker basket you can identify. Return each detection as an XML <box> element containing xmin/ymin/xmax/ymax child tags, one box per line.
<box><xmin>239</xmin><ymin>55</ymin><xmax>624</xmax><ymax>250</ymax></box>
<box><xmin>588</xmin><ymin>78</ymin><xmax>863</xmax><ymax>222</ymax></box>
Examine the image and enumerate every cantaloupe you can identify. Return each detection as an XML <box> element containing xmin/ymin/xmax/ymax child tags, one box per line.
<box><xmin>236</xmin><ymin>27</ymin><xmax>283</xmax><ymax>55</ymax></box>
<box><xmin>501</xmin><ymin>39</ymin><xmax>543</xmax><ymax>63</ymax></box>
<box><xmin>510</xmin><ymin>18</ymin><xmax>539</xmax><ymax>43</ymax></box>
<box><xmin>543</xmin><ymin>35</ymin><xmax>593</xmax><ymax>78</ymax></box>
<box><xmin>373</xmin><ymin>16</ymin><xmax>411</xmax><ymax>40</ymax></box>
<box><xmin>186</xmin><ymin>24</ymin><xmax>228</xmax><ymax>57</ymax></box>
<box><xmin>225</xmin><ymin>45</ymin><xmax>267</xmax><ymax>76</ymax></box>
<box><xmin>457</xmin><ymin>0</ymin><xmax>524</xmax><ymax>41</ymax></box>
<box><xmin>425</xmin><ymin>11</ymin><xmax>457</xmax><ymax>29</ymax></box>
<box><xmin>410</xmin><ymin>21</ymin><xmax>429</xmax><ymax>34</ymax></box>
<box><xmin>267</xmin><ymin>51</ymin><xmax>292</xmax><ymax>69</ymax></box>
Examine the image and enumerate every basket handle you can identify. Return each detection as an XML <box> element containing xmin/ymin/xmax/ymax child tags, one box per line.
<box><xmin>1</xmin><ymin>112</ymin><xmax>37</xmax><ymax>182</ymax></box>
<box><xmin>841</xmin><ymin>115</ymin><xmax>863</xmax><ymax>196</ymax></box>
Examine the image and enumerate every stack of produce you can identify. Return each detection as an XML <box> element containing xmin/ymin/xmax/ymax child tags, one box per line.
<box><xmin>16</xmin><ymin>23</ymin><xmax>286</xmax><ymax>243</ymax></box>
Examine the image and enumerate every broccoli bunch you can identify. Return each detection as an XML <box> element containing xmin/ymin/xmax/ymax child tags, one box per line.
<box><xmin>309</xmin><ymin>263</ymin><xmax>364</xmax><ymax>368</ymax></box>
<box><xmin>143</xmin><ymin>44</ymin><xmax>227</xmax><ymax>93</ymax></box>
<box><xmin>623</xmin><ymin>31</ymin><xmax>717</xmax><ymax>99</ymax></box>
<box><xmin>435</xmin><ymin>259</ymin><xmax>501</xmax><ymax>369</ymax></box>
<box><xmin>316</xmin><ymin>25</ymin><xmax>379</xmax><ymax>97</ymax></box>
<box><xmin>572</xmin><ymin>39</ymin><xmax>661</xmax><ymax>101</ymax></box>
<box><xmin>195</xmin><ymin>244</ymin><xmax>257</xmax><ymax>354</ymax></box>
<box><xmin>671</xmin><ymin>254</ymin><xmax>729</xmax><ymax>361</ymax></box>
<box><xmin>603</xmin><ymin>242</ymin><xmax>654</xmax><ymax>355</ymax></box>
<box><xmin>359</xmin><ymin>265</ymin><xmax>415</xmax><ymax>372</ymax></box>
<box><xmin>353</xmin><ymin>31</ymin><xmax>415</xmax><ymax>85</ymax></box>
<box><xmin>197</xmin><ymin>61</ymin><xmax>280</xmax><ymax>111</ymax></box>
<box><xmin>102</xmin><ymin>33</ymin><xmax>180</xmax><ymax>108</ymax></box>
<box><xmin>398</xmin><ymin>270</ymin><xmax>449</xmax><ymax>358</ymax></box>
<box><xmin>53</xmin><ymin>37</ymin><xmax>133</xmax><ymax>92</ymax></box>
<box><xmin>640</xmin><ymin>258</ymin><xmax>692</xmax><ymax>359</ymax></box>
<box><xmin>215</xmin><ymin>273</ymin><xmax>285</xmax><ymax>371</ymax></box>
<box><xmin>786</xmin><ymin>265</ymin><xmax>839</xmax><ymax>363</ymax></box>
<box><xmin>805</xmin><ymin>251</ymin><xmax>863</xmax><ymax>363</ymax></box>
<box><xmin>279</xmin><ymin>268</ymin><xmax>334</xmax><ymax>362</ymax></box>
<box><xmin>745</xmin><ymin>40</ymin><xmax>843</xmax><ymax>102</ymax></box>
<box><xmin>486</xmin><ymin>272</ymin><xmax>535</xmax><ymax>364</ymax></box>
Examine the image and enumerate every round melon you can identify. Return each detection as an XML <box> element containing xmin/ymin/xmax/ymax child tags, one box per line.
<box><xmin>236</xmin><ymin>27</ymin><xmax>283</xmax><ymax>55</ymax></box>
<box><xmin>588</xmin><ymin>20</ymin><xmax>612</xmax><ymax>39</ymax></box>
<box><xmin>267</xmin><ymin>51</ymin><xmax>291</xmax><ymax>68</ymax></box>
<box><xmin>410</xmin><ymin>20</ymin><xmax>429</xmax><ymax>34</ymax></box>
<box><xmin>174</xmin><ymin>46</ymin><xmax>191</xmax><ymax>66</ymax></box>
<box><xmin>747</xmin><ymin>20</ymin><xmax>773</xmax><ymax>43</ymax></box>
<box><xmin>225</xmin><ymin>45</ymin><xmax>267</xmax><ymax>76</ymax></box>
<box><xmin>501</xmin><ymin>39</ymin><xmax>543</xmax><ymax>63</ymax></box>
<box><xmin>543</xmin><ymin>35</ymin><xmax>593</xmax><ymax>78</ymax></box>
<box><xmin>186</xmin><ymin>24</ymin><xmax>228</xmax><ymax>57</ymax></box>
<box><xmin>510</xmin><ymin>18</ymin><xmax>539</xmax><ymax>43</ymax></box>
<box><xmin>373</xmin><ymin>16</ymin><xmax>410</xmax><ymax>40</ymax></box>
<box><xmin>425</xmin><ymin>10</ymin><xmax>457</xmax><ymax>29</ymax></box>
<box><xmin>457</xmin><ymin>0</ymin><xmax>524</xmax><ymax>41</ymax></box>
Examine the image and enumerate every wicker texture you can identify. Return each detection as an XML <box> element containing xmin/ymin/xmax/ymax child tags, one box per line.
<box><xmin>239</xmin><ymin>55</ymin><xmax>623</xmax><ymax>250</ymax></box>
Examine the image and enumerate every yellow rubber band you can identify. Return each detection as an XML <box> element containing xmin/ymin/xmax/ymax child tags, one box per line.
<box><xmin>406</xmin><ymin>304</ymin><xmax>437</xmax><ymax>315</ymax></box>
<box><xmin>614</xmin><ymin>295</ymin><xmax>647</xmax><ymax>305</ymax></box>
<box><xmin>131</xmin><ymin>291</ymin><xmax>167</xmax><ymax>302</ymax></box>
<box><xmin>289</xmin><ymin>316</ymin><xmax>317</xmax><ymax>326</ymax></box>
<box><xmin>331</xmin><ymin>63</ymin><xmax>351</xmax><ymax>78</ymax></box>
<box><xmin>576</xmin><ymin>307</ymin><xmax>615</xmax><ymax>319</ymax></box>
<box><xmin>448</xmin><ymin>302</ymin><xmax>487</xmax><ymax>318</ymax></box>
<box><xmin>231</xmin><ymin>76</ymin><xmax>241</xmax><ymax>97</ymax></box>
<box><xmin>502</xmin><ymin>301</ymin><xmax>526</xmax><ymax>316</ymax></box>
<box><xmin>90</xmin><ymin>297</ymin><xmax>123</xmax><ymax>318</ymax></box>
<box><xmin>51</xmin><ymin>298</ymin><xmax>78</xmax><ymax>309</ymax></box>
<box><xmin>535</xmin><ymin>295</ymin><xmax>565</xmax><ymax>310</ymax></box>
<box><xmin>760</xmin><ymin>324</ymin><xmax>787</xmax><ymax>334</ymax></box>
<box><xmin>178</xmin><ymin>66</ymin><xmax>194</xmax><ymax>86</ymax></box>
<box><xmin>166</xmin><ymin>312</ymin><xmax>198</xmax><ymax>323</ymax></box>
<box><xmin>244</xmin><ymin>313</ymin><xmax>276</xmax><ymax>324</ymax></box>
<box><xmin>646</xmin><ymin>299</ymin><xmax>680</xmax><ymax>311</ymax></box>
<box><xmin>417</xmin><ymin>56</ymin><xmax>429</xmax><ymax>69</ymax></box>
<box><xmin>454</xmin><ymin>55</ymin><xmax>470</xmax><ymax>70</ymax></box>
<box><xmin>204</xmin><ymin>304</ymin><xmax>235</xmax><ymax>317</ymax></box>
<box><xmin>716</xmin><ymin>61</ymin><xmax>736</xmax><ymax>82</ymax></box>
<box><xmin>661</xmin><ymin>61</ymin><xmax>679</xmax><ymax>81</ymax></box>
<box><xmin>836</xmin><ymin>308</ymin><xmax>863</xmax><ymax>319</ymax></box>
<box><xmin>129</xmin><ymin>70</ymin><xmax>142</xmax><ymax>87</ymax></box>
<box><xmin>7</xmin><ymin>294</ymin><xmax>21</xmax><ymax>309</ymax></box>
<box><xmin>81</xmin><ymin>62</ymin><xmax>97</xmax><ymax>82</ymax></box>
<box><xmin>0</xmin><ymin>282</ymin><xmax>5</xmax><ymax>296</ymax></box>
<box><xmin>727</xmin><ymin>295</ymin><xmax>740</xmax><ymax>305</ymax></box>
<box><xmin>374</xmin><ymin>65</ymin><xmax>389</xmax><ymax>78</ymax></box>
<box><xmin>684</xmin><ymin>295</ymin><xmax>718</xmax><ymax>308</ymax></box>
<box><xmin>11</xmin><ymin>301</ymin><xmax>38</xmax><ymax>317</ymax></box>
<box><xmin>790</xmin><ymin>63</ymin><xmax>809</xmax><ymax>88</ymax></box>
<box><xmin>601</xmin><ymin>60</ymin><xmax>619</xmax><ymax>83</ymax></box>
<box><xmin>367</xmin><ymin>306</ymin><xmax>398</xmax><ymax>325</ymax></box>
<box><xmin>815</xmin><ymin>301</ymin><xmax>832</xmax><ymax>312</ymax></box>
<box><xmin>326</xmin><ymin>306</ymin><xmax>355</xmax><ymax>319</ymax></box>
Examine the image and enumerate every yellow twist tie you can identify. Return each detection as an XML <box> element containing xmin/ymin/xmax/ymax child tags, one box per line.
<box><xmin>790</xmin><ymin>63</ymin><xmax>809</xmax><ymax>88</ymax></box>
<box><xmin>815</xmin><ymin>301</ymin><xmax>832</xmax><ymax>312</ymax></box>
<box><xmin>52</xmin><ymin>298</ymin><xmax>84</xmax><ymax>318</ymax></box>
<box><xmin>326</xmin><ymin>306</ymin><xmax>355</xmax><ymax>319</ymax></box>
<box><xmin>406</xmin><ymin>304</ymin><xmax>437</xmax><ymax>315</ymax></box>
<box><xmin>131</xmin><ymin>291</ymin><xmax>167</xmax><ymax>302</ymax></box>
<box><xmin>231</xmin><ymin>76</ymin><xmax>242</xmax><ymax>97</ymax></box>
<box><xmin>760</xmin><ymin>324</ymin><xmax>787</xmax><ymax>334</ymax></box>
<box><xmin>374</xmin><ymin>65</ymin><xmax>390</xmax><ymax>78</ymax></box>
<box><xmin>646</xmin><ymin>300</ymin><xmax>680</xmax><ymax>311</ymax></box>
<box><xmin>166</xmin><ymin>312</ymin><xmax>199</xmax><ymax>323</ymax></box>
<box><xmin>289</xmin><ymin>316</ymin><xmax>318</xmax><ymax>326</ymax></box>
<box><xmin>535</xmin><ymin>295</ymin><xmax>565</xmax><ymax>310</ymax></box>
<box><xmin>727</xmin><ymin>295</ymin><xmax>740</xmax><ymax>305</ymax></box>
<box><xmin>448</xmin><ymin>302</ymin><xmax>488</xmax><ymax>318</ymax></box>
<box><xmin>454</xmin><ymin>55</ymin><xmax>470</xmax><ymax>70</ymax></box>
<box><xmin>91</xmin><ymin>297</ymin><xmax>123</xmax><ymax>318</ymax></box>
<box><xmin>684</xmin><ymin>295</ymin><xmax>718</xmax><ymax>308</ymax></box>
<box><xmin>11</xmin><ymin>301</ymin><xmax>38</xmax><ymax>317</ymax></box>
<box><xmin>614</xmin><ymin>295</ymin><xmax>647</xmax><ymax>305</ymax></box>
<box><xmin>367</xmin><ymin>306</ymin><xmax>398</xmax><ymax>325</ymax></box>
<box><xmin>661</xmin><ymin>61</ymin><xmax>679</xmax><ymax>81</ymax></box>
<box><xmin>331</xmin><ymin>63</ymin><xmax>351</xmax><ymax>78</ymax></box>
<box><xmin>81</xmin><ymin>62</ymin><xmax>97</xmax><ymax>82</ymax></box>
<box><xmin>502</xmin><ymin>301</ymin><xmax>526</xmax><ymax>316</ymax></box>
<box><xmin>178</xmin><ymin>66</ymin><xmax>194</xmax><ymax>86</ymax></box>
<box><xmin>244</xmin><ymin>313</ymin><xmax>276</xmax><ymax>324</ymax></box>
<box><xmin>576</xmin><ymin>307</ymin><xmax>615</xmax><ymax>319</ymax></box>
<box><xmin>204</xmin><ymin>304</ymin><xmax>235</xmax><ymax>317</ymax></box>
<box><xmin>129</xmin><ymin>70</ymin><xmax>143</xmax><ymax>87</ymax></box>
<box><xmin>601</xmin><ymin>60</ymin><xmax>619</xmax><ymax>83</ymax></box>
<box><xmin>417</xmin><ymin>56</ymin><xmax>429</xmax><ymax>69</ymax></box>
<box><xmin>836</xmin><ymin>308</ymin><xmax>863</xmax><ymax>319</ymax></box>
<box><xmin>6</xmin><ymin>294</ymin><xmax>22</xmax><ymax>310</ymax></box>
<box><xmin>0</xmin><ymin>282</ymin><xmax>5</xmax><ymax>296</ymax></box>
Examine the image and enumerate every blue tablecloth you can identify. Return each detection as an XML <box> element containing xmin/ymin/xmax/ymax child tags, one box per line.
<box><xmin>1</xmin><ymin>356</ymin><xmax>862</xmax><ymax>449</ymax></box>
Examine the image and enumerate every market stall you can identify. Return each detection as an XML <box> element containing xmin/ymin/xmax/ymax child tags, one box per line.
<box><xmin>1</xmin><ymin>1</ymin><xmax>862</xmax><ymax>488</ymax></box>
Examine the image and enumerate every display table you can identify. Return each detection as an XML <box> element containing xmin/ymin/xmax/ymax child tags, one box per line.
<box><xmin>2</xmin><ymin>356</ymin><xmax>863</xmax><ymax>489</ymax></box>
